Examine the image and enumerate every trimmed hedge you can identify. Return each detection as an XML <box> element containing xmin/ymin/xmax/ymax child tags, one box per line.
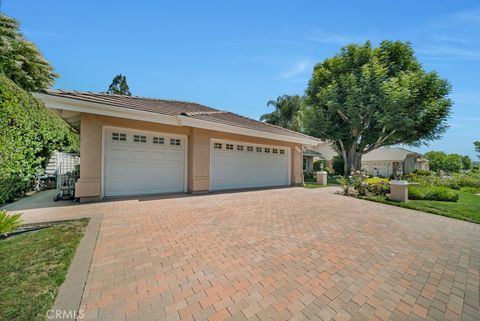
<box><xmin>405</xmin><ymin>172</ymin><xmax>480</xmax><ymax>190</ymax></box>
<box><xmin>408</xmin><ymin>185</ymin><xmax>459</xmax><ymax>202</ymax></box>
<box><xmin>0</xmin><ymin>75</ymin><xmax>79</xmax><ymax>203</ymax></box>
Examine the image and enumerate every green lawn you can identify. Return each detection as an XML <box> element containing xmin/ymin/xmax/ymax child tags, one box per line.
<box><xmin>304</xmin><ymin>175</ymin><xmax>341</xmax><ymax>188</ymax></box>
<box><xmin>359</xmin><ymin>191</ymin><xmax>480</xmax><ymax>224</ymax></box>
<box><xmin>0</xmin><ymin>219</ymin><xmax>88</xmax><ymax>321</ymax></box>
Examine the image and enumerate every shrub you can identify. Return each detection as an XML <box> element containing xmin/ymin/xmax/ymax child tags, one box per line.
<box><xmin>313</xmin><ymin>160</ymin><xmax>330</xmax><ymax>172</ymax></box>
<box><xmin>367</xmin><ymin>181</ymin><xmax>390</xmax><ymax>196</ymax></box>
<box><xmin>408</xmin><ymin>186</ymin><xmax>458</xmax><ymax>202</ymax></box>
<box><xmin>0</xmin><ymin>210</ymin><xmax>22</xmax><ymax>235</ymax></box>
<box><xmin>366</xmin><ymin>177</ymin><xmax>388</xmax><ymax>184</ymax></box>
<box><xmin>404</xmin><ymin>172</ymin><xmax>480</xmax><ymax>191</ymax></box>
<box><xmin>445</xmin><ymin>173</ymin><xmax>480</xmax><ymax>190</ymax></box>
<box><xmin>408</xmin><ymin>186</ymin><xmax>426</xmax><ymax>200</ymax></box>
<box><xmin>338</xmin><ymin>171</ymin><xmax>369</xmax><ymax>195</ymax></box>
<box><xmin>460</xmin><ymin>186</ymin><xmax>480</xmax><ymax>194</ymax></box>
<box><xmin>425</xmin><ymin>186</ymin><xmax>459</xmax><ymax>202</ymax></box>
<box><xmin>332</xmin><ymin>155</ymin><xmax>345</xmax><ymax>175</ymax></box>
<box><xmin>341</xmin><ymin>174</ymin><xmax>390</xmax><ymax>196</ymax></box>
<box><xmin>0</xmin><ymin>75</ymin><xmax>79</xmax><ymax>204</ymax></box>
<box><xmin>303</xmin><ymin>172</ymin><xmax>314</xmax><ymax>179</ymax></box>
<box><xmin>413</xmin><ymin>169</ymin><xmax>434</xmax><ymax>176</ymax></box>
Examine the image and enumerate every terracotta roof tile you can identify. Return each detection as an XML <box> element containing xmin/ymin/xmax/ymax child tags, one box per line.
<box><xmin>42</xmin><ymin>89</ymin><xmax>319</xmax><ymax>142</ymax></box>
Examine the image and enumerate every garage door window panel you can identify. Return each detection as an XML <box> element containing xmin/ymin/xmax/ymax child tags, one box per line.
<box><xmin>112</xmin><ymin>132</ymin><xmax>127</xmax><ymax>142</ymax></box>
<box><xmin>134</xmin><ymin>135</ymin><xmax>147</xmax><ymax>143</ymax></box>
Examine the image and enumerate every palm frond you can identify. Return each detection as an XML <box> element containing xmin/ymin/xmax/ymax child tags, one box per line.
<box><xmin>0</xmin><ymin>210</ymin><xmax>23</xmax><ymax>234</ymax></box>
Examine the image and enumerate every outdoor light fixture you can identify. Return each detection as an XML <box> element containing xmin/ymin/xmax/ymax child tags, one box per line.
<box><xmin>396</xmin><ymin>167</ymin><xmax>404</xmax><ymax>180</ymax></box>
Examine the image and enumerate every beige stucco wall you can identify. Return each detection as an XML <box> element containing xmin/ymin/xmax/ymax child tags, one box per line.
<box><xmin>76</xmin><ymin>113</ymin><xmax>303</xmax><ymax>199</ymax></box>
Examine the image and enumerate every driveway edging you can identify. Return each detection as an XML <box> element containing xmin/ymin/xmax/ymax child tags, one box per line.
<box><xmin>48</xmin><ymin>214</ymin><xmax>103</xmax><ymax>321</ymax></box>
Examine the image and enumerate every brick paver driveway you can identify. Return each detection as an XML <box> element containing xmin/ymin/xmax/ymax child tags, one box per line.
<box><xmin>20</xmin><ymin>187</ymin><xmax>480</xmax><ymax>321</ymax></box>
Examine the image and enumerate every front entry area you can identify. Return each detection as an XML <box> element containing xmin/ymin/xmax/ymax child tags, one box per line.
<box><xmin>210</xmin><ymin>139</ymin><xmax>290</xmax><ymax>191</ymax></box>
<box><xmin>104</xmin><ymin>127</ymin><xmax>186</xmax><ymax>196</ymax></box>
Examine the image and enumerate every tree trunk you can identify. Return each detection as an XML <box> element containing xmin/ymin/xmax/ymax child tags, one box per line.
<box><xmin>343</xmin><ymin>148</ymin><xmax>363</xmax><ymax>177</ymax></box>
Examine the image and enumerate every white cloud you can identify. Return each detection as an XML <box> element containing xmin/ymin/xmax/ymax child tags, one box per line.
<box><xmin>307</xmin><ymin>30</ymin><xmax>369</xmax><ymax>46</ymax></box>
<box><xmin>417</xmin><ymin>45</ymin><xmax>480</xmax><ymax>60</ymax></box>
<box><xmin>280</xmin><ymin>59</ymin><xmax>311</xmax><ymax>79</ymax></box>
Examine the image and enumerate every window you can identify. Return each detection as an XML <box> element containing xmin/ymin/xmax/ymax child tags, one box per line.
<box><xmin>303</xmin><ymin>157</ymin><xmax>307</xmax><ymax>171</ymax></box>
<box><xmin>112</xmin><ymin>132</ymin><xmax>127</xmax><ymax>141</ymax></box>
<box><xmin>280</xmin><ymin>149</ymin><xmax>285</xmax><ymax>155</ymax></box>
<box><xmin>264</xmin><ymin>148</ymin><xmax>270</xmax><ymax>153</ymax></box>
<box><xmin>237</xmin><ymin>145</ymin><xmax>244</xmax><ymax>151</ymax></box>
<box><xmin>247</xmin><ymin>146</ymin><xmax>253</xmax><ymax>152</ymax></box>
<box><xmin>134</xmin><ymin>135</ymin><xmax>146</xmax><ymax>143</ymax></box>
<box><xmin>272</xmin><ymin>148</ymin><xmax>278</xmax><ymax>154</ymax></box>
<box><xmin>153</xmin><ymin>137</ymin><xmax>164</xmax><ymax>144</ymax></box>
<box><xmin>214</xmin><ymin>142</ymin><xmax>222</xmax><ymax>149</ymax></box>
<box><xmin>170</xmin><ymin>139</ymin><xmax>181</xmax><ymax>146</ymax></box>
<box><xmin>256</xmin><ymin>147</ymin><xmax>262</xmax><ymax>152</ymax></box>
<box><xmin>226</xmin><ymin>144</ymin><xmax>234</xmax><ymax>150</ymax></box>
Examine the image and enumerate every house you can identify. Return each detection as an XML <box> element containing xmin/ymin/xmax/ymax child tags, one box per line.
<box><xmin>309</xmin><ymin>142</ymin><xmax>338</xmax><ymax>169</ymax></box>
<box><xmin>309</xmin><ymin>143</ymin><xmax>429</xmax><ymax>177</ymax></box>
<box><xmin>34</xmin><ymin>90</ymin><xmax>319</xmax><ymax>200</ymax></box>
<box><xmin>302</xmin><ymin>148</ymin><xmax>324</xmax><ymax>174</ymax></box>
<box><xmin>361</xmin><ymin>147</ymin><xmax>429</xmax><ymax>177</ymax></box>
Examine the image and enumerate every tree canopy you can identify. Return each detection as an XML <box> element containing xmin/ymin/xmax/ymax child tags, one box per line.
<box><xmin>0</xmin><ymin>14</ymin><xmax>58</xmax><ymax>91</ymax></box>
<box><xmin>304</xmin><ymin>41</ymin><xmax>452</xmax><ymax>175</ymax></box>
<box><xmin>260</xmin><ymin>95</ymin><xmax>303</xmax><ymax>132</ymax></box>
<box><xmin>424</xmin><ymin>151</ymin><xmax>472</xmax><ymax>173</ymax></box>
<box><xmin>475</xmin><ymin>141</ymin><xmax>480</xmax><ymax>160</ymax></box>
<box><xmin>107</xmin><ymin>74</ymin><xmax>131</xmax><ymax>95</ymax></box>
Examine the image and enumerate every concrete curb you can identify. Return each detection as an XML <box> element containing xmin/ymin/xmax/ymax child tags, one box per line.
<box><xmin>47</xmin><ymin>214</ymin><xmax>103</xmax><ymax>321</ymax></box>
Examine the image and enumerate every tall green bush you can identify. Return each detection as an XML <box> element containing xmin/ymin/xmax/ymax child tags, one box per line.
<box><xmin>0</xmin><ymin>75</ymin><xmax>79</xmax><ymax>203</ymax></box>
<box><xmin>332</xmin><ymin>155</ymin><xmax>345</xmax><ymax>175</ymax></box>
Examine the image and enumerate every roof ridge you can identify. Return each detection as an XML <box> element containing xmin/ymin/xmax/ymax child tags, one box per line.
<box><xmin>181</xmin><ymin>110</ymin><xmax>227</xmax><ymax>116</ymax></box>
<box><xmin>222</xmin><ymin>111</ymin><xmax>319</xmax><ymax>140</ymax></box>
<box><xmin>45</xmin><ymin>89</ymin><xmax>218</xmax><ymax>111</ymax></box>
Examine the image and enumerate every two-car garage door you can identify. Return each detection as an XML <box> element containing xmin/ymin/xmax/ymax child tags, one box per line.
<box><xmin>210</xmin><ymin>140</ymin><xmax>290</xmax><ymax>191</ymax></box>
<box><xmin>103</xmin><ymin>128</ymin><xmax>290</xmax><ymax>196</ymax></box>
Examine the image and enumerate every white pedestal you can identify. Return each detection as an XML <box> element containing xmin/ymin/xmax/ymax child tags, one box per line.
<box><xmin>316</xmin><ymin>171</ymin><xmax>328</xmax><ymax>186</ymax></box>
<box><xmin>389</xmin><ymin>181</ymin><xmax>409</xmax><ymax>202</ymax></box>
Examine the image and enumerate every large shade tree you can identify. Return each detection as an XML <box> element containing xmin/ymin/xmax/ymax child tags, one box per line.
<box><xmin>260</xmin><ymin>95</ymin><xmax>303</xmax><ymax>132</ymax></box>
<box><xmin>0</xmin><ymin>14</ymin><xmax>58</xmax><ymax>91</ymax></box>
<box><xmin>107</xmin><ymin>74</ymin><xmax>131</xmax><ymax>95</ymax></box>
<box><xmin>304</xmin><ymin>41</ymin><xmax>451</xmax><ymax>176</ymax></box>
<box><xmin>475</xmin><ymin>141</ymin><xmax>480</xmax><ymax>160</ymax></box>
<box><xmin>424</xmin><ymin>151</ymin><xmax>464</xmax><ymax>173</ymax></box>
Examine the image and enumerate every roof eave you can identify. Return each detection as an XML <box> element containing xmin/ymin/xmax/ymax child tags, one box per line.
<box><xmin>34</xmin><ymin>92</ymin><xmax>319</xmax><ymax>145</ymax></box>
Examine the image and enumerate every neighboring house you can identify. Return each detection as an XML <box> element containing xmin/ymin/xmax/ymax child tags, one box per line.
<box><xmin>34</xmin><ymin>90</ymin><xmax>319</xmax><ymax>200</ymax></box>
<box><xmin>309</xmin><ymin>142</ymin><xmax>337</xmax><ymax>169</ymax></box>
<box><xmin>361</xmin><ymin>147</ymin><xmax>429</xmax><ymax>177</ymax></box>
<box><xmin>309</xmin><ymin>143</ymin><xmax>429</xmax><ymax>177</ymax></box>
<box><xmin>302</xmin><ymin>148</ymin><xmax>324</xmax><ymax>174</ymax></box>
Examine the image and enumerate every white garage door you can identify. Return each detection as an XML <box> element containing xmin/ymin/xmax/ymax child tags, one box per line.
<box><xmin>104</xmin><ymin>128</ymin><xmax>186</xmax><ymax>196</ymax></box>
<box><xmin>210</xmin><ymin>140</ymin><xmax>290</xmax><ymax>191</ymax></box>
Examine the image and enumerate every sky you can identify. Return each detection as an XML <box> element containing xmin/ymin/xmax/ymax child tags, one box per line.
<box><xmin>3</xmin><ymin>1</ymin><xmax>480</xmax><ymax>159</ymax></box>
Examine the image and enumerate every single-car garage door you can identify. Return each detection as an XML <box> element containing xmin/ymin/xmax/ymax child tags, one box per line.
<box><xmin>104</xmin><ymin>128</ymin><xmax>186</xmax><ymax>196</ymax></box>
<box><xmin>210</xmin><ymin>140</ymin><xmax>290</xmax><ymax>191</ymax></box>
